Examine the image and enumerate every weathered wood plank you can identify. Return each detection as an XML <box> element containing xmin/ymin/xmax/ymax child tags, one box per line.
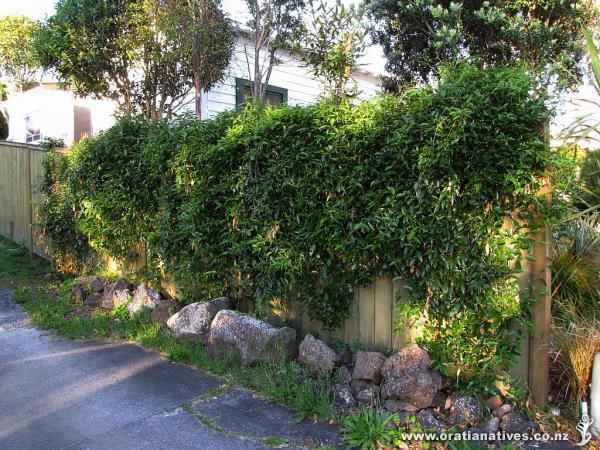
<box><xmin>528</xmin><ymin>180</ymin><xmax>552</xmax><ymax>409</ymax></box>
<box><xmin>345</xmin><ymin>288</ymin><xmax>360</xmax><ymax>345</ymax></box>
<box><xmin>359</xmin><ymin>284</ymin><xmax>375</xmax><ymax>350</ymax></box>
<box><xmin>374</xmin><ymin>278</ymin><xmax>393</xmax><ymax>351</ymax></box>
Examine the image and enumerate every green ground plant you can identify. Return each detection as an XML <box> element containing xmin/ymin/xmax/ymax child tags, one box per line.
<box><xmin>339</xmin><ymin>408</ymin><xmax>398</xmax><ymax>449</ymax></box>
<box><xmin>0</xmin><ymin>237</ymin><xmax>332</xmax><ymax>422</ymax></box>
<box><xmin>38</xmin><ymin>64</ymin><xmax>562</xmax><ymax>392</ymax></box>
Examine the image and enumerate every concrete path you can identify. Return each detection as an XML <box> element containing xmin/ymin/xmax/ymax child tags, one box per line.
<box><xmin>0</xmin><ymin>289</ymin><xmax>340</xmax><ymax>450</ymax></box>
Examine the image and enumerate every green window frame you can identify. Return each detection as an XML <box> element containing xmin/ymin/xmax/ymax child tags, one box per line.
<box><xmin>235</xmin><ymin>78</ymin><xmax>288</xmax><ymax>107</ymax></box>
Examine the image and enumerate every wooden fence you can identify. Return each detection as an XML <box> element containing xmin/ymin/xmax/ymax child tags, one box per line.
<box><xmin>0</xmin><ymin>141</ymin><xmax>50</xmax><ymax>260</ymax></box>
<box><xmin>0</xmin><ymin>140</ymin><xmax>552</xmax><ymax>407</ymax></box>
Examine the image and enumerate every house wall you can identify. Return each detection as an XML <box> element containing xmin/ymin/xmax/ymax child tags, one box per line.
<box><xmin>196</xmin><ymin>38</ymin><xmax>382</xmax><ymax>118</ymax></box>
<box><xmin>1</xmin><ymin>86</ymin><xmax>116</xmax><ymax>145</ymax></box>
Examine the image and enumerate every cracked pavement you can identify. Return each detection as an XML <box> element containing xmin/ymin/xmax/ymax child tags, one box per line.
<box><xmin>0</xmin><ymin>289</ymin><xmax>340</xmax><ymax>450</ymax></box>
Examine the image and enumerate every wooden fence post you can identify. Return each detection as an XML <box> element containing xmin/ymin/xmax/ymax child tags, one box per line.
<box><xmin>527</xmin><ymin>179</ymin><xmax>552</xmax><ymax>408</ymax></box>
<box><xmin>27</xmin><ymin>146</ymin><xmax>34</xmax><ymax>254</ymax></box>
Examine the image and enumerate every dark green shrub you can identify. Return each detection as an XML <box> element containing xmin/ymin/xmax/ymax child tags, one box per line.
<box><xmin>0</xmin><ymin>109</ymin><xmax>8</xmax><ymax>140</ymax></box>
<box><xmin>577</xmin><ymin>149</ymin><xmax>600</xmax><ymax>209</ymax></box>
<box><xmin>39</xmin><ymin>64</ymin><xmax>559</xmax><ymax>387</ymax></box>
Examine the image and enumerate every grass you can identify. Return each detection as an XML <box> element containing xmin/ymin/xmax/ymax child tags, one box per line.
<box><xmin>0</xmin><ymin>237</ymin><xmax>332</xmax><ymax>423</ymax></box>
<box><xmin>550</xmin><ymin>311</ymin><xmax>600</xmax><ymax>408</ymax></box>
<box><xmin>0</xmin><ymin>239</ymin><xmax>50</xmax><ymax>289</ymax></box>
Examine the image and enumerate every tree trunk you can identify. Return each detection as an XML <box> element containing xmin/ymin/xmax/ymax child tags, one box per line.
<box><xmin>194</xmin><ymin>71</ymin><xmax>202</xmax><ymax>118</ymax></box>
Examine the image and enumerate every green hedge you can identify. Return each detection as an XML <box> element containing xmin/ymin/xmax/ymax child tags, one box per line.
<box><xmin>40</xmin><ymin>65</ymin><xmax>557</xmax><ymax>386</ymax></box>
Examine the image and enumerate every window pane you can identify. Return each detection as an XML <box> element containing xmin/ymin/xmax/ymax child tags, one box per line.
<box><xmin>241</xmin><ymin>84</ymin><xmax>283</xmax><ymax>106</ymax></box>
<box><xmin>25</xmin><ymin>113</ymin><xmax>42</xmax><ymax>143</ymax></box>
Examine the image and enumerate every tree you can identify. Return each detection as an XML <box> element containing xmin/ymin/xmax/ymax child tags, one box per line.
<box><xmin>164</xmin><ymin>0</ymin><xmax>233</xmax><ymax>117</ymax></box>
<box><xmin>0</xmin><ymin>109</ymin><xmax>8</xmax><ymax>140</ymax></box>
<box><xmin>243</xmin><ymin>0</ymin><xmax>305</xmax><ymax>103</ymax></box>
<box><xmin>295</xmin><ymin>0</ymin><xmax>368</xmax><ymax>103</ymax></box>
<box><xmin>35</xmin><ymin>0</ymin><xmax>195</xmax><ymax>119</ymax></box>
<box><xmin>0</xmin><ymin>15</ymin><xmax>41</xmax><ymax>93</ymax></box>
<box><xmin>560</xmin><ymin>21</ymin><xmax>600</xmax><ymax>147</ymax></box>
<box><xmin>367</xmin><ymin>0</ymin><xmax>597</xmax><ymax>92</ymax></box>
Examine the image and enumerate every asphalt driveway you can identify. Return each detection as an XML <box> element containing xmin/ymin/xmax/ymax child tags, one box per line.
<box><xmin>0</xmin><ymin>289</ymin><xmax>339</xmax><ymax>450</ymax></box>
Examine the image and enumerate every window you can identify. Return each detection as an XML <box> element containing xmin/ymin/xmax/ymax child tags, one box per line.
<box><xmin>25</xmin><ymin>112</ymin><xmax>42</xmax><ymax>143</ymax></box>
<box><xmin>235</xmin><ymin>78</ymin><xmax>288</xmax><ymax>107</ymax></box>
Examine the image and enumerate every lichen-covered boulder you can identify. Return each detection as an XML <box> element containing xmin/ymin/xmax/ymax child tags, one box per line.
<box><xmin>352</xmin><ymin>351</ymin><xmax>386</xmax><ymax>384</ymax></box>
<box><xmin>487</xmin><ymin>394</ymin><xmax>503</xmax><ymax>411</ymax></box>
<box><xmin>71</xmin><ymin>275</ymin><xmax>107</xmax><ymax>301</ymax></box>
<box><xmin>448</xmin><ymin>394</ymin><xmax>484</xmax><ymax>427</ymax></box>
<box><xmin>127</xmin><ymin>284</ymin><xmax>161</xmax><ymax>315</ymax></box>
<box><xmin>297</xmin><ymin>334</ymin><xmax>339</xmax><ymax>376</ymax></box>
<box><xmin>167</xmin><ymin>297</ymin><xmax>230</xmax><ymax>343</ymax></box>
<box><xmin>417</xmin><ymin>409</ymin><xmax>449</xmax><ymax>434</ymax></box>
<box><xmin>334</xmin><ymin>384</ymin><xmax>356</xmax><ymax>410</ymax></box>
<box><xmin>84</xmin><ymin>293</ymin><xmax>104</xmax><ymax>307</ymax></box>
<box><xmin>499</xmin><ymin>412</ymin><xmax>533</xmax><ymax>434</ymax></box>
<box><xmin>112</xmin><ymin>290</ymin><xmax>131</xmax><ymax>309</ymax></box>
<box><xmin>207</xmin><ymin>310</ymin><xmax>297</xmax><ymax>365</ymax></box>
<box><xmin>381</xmin><ymin>345</ymin><xmax>431</xmax><ymax>380</ymax></box>
<box><xmin>384</xmin><ymin>399</ymin><xmax>419</xmax><ymax>413</ymax></box>
<box><xmin>380</xmin><ymin>370</ymin><xmax>442</xmax><ymax>410</ymax></box>
<box><xmin>151</xmin><ymin>299</ymin><xmax>180</xmax><ymax>328</ymax></box>
<box><xmin>337</xmin><ymin>366</ymin><xmax>352</xmax><ymax>386</ymax></box>
<box><xmin>101</xmin><ymin>278</ymin><xmax>133</xmax><ymax>309</ymax></box>
<box><xmin>355</xmin><ymin>384</ymin><xmax>379</xmax><ymax>404</ymax></box>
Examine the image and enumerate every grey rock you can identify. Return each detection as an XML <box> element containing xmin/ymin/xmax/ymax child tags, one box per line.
<box><xmin>335</xmin><ymin>347</ymin><xmax>353</xmax><ymax>366</ymax></box>
<box><xmin>167</xmin><ymin>297</ymin><xmax>230</xmax><ymax>343</ymax></box>
<box><xmin>337</xmin><ymin>366</ymin><xmax>352</xmax><ymax>386</ymax></box>
<box><xmin>487</xmin><ymin>394</ymin><xmax>503</xmax><ymax>410</ymax></box>
<box><xmin>71</xmin><ymin>275</ymin><xmax>108</xmax><ymax>301</ymax></box>
<box><xmin>101</xmin><ymin>278</ymin><xmax>133</xmax><ymax>309</ymax></box>
<box><xmin>297</xmin><ymin>334</ymin><xmax>339</xmax><ymax>376</ymax></box>
<box><xmin>431</xmin><ymin>391</ymin><xmax>449</xmax><ymax>411</ymax></box>
<box><xmin>381</xmin><ymin>345</ymin><xmax>431</xmax><ymax>380</ymax></box>
<box><xmin>112</xmin><ymin>290</ymin><xmax>131</xmax><ymax>309</ymax></box>
<box><xmin>416</xmin><ymin>409</ymin><xmax>449</xmax><ymax>434</ymax></box>
<box><xmin>384</xmin><ymin>399</ymin><xmax>419</xmax><ymax>413</ymax></box>
<box><xmin>449</xmin><ymin>394</ymin><xmax>484</xmax><ymax>427</ymax></box>
<box><xmin>128</xmin><ymin>284</ymin><xmax>161</xmax><ymax>315</ymax></box>
<box><xmin>84</xmin><ymin>293</ymin><xmax>104</xmax><ymax>307</ymax></box>
<box><xmin>71</xmin><ymin>285</ymin><xmax>86</xmax><ymax>301</ymax></box>
<box><xmin>380</xmin><ymin>370</ymin><xmax>442</xmax><ymax>409</ymax></box>
<box><xmin>492</xmin><ymin>404</ymin><xmax>513</xmax><ymax>418</ymax></box>
<box><xmin>207</xmin><ymin>310</ymin><xmax>297</xmax><ymax>365</ymax></box>
<box><xmin>112</xmin><ymin>277</ymin><xmax>132</xmax><ymax>291</ymax></box>
<box><xmin>499</xmin><ymin>412</ymin><xmax>533</xmax><ymax>434</ymax></box>
<box><xmin>350</xmin><ymin>379</ymin><xmax>373</xmax><ymax>396</ymax></box>
<box><xmin>352</xmin><ymin>350</ymin><xmax>386</xmax><ymax>383</ymax></box>
<box><xmin>334</xmin><ymin>383</ymin><xmax>356</xmax><ymax>409</ymax></box>
<box><xmin>151</xmin><ymin>299</ymin><xmax>180</xmax><ymax>328</ymax></box>
<box><xmin>355</xmin><ymin>384</ymin><xmax>379</xmax><ymax>404</ymax></box>
<box><xmin>481</xmin><ymin>416</ymin><xmax>501</xmax><ymax>434</ymax></box>
<box><xmin>89</xmin><ymin>277</ymin><xmax>106</xmax><ymax>293</ymax></box>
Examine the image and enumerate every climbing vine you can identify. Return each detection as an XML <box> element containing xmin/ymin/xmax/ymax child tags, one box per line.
<box><xmin>39</xmin><ymin>65</ymin><xmax>561</xmax><ymax>383</ymax></box>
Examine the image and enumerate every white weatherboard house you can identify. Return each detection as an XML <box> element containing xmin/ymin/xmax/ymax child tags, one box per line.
<box><xmin>1</xmin><ymin>36</ymin><xmax>381</xmax><ymax>145</ymax></box>
<box><xmin>192</xmin><ymin>37</ymin><xmax>382</xmax><ymax>118</ymax></box>
<box><xmin>1</xmin><ymin>83</ymin><xmax>116</xmax><ymax>146</ymax></box>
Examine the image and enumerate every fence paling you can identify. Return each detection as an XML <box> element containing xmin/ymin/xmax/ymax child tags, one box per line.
<box><xmin>0</xmin><ymin>142</ymin><xmax>51</xmax><ymax>260</ymax></box>
<box><xmin>0</xmin><ymin>140</ymin><xmax>551</xmax><ymax>407</ymax></box>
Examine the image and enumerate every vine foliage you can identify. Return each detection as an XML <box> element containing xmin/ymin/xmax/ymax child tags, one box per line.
<box><xmin>39</xmin><ymin>65</ymin><xmax>558</xmax><ymax>383</ymax></box>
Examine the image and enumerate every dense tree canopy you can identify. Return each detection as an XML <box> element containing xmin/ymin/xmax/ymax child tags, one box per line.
<box><xmin>295</xmin><ymin>0</ymin><xmax>368</xmax><ymax>103</ymax></box>
<box><xmin>243</xmin><ymin>0</ymin><xmax>305</xmax><ymax>103</ymax></box>
<box><xmin>162</xmin><ymin>0</ymin><xmax>233</xmax><ymax>117</ymax></box>
<box><xmin>0</xmin><ymin>15</ymin><xmax>41</xmax><ymax>92</ymax></box>
<box><xmin>36</xmin><ymin>0</ymin><xmax>232</xmax><ymax>119</ymax></box>
<box><xmin>367</xmin><ymin>0</ymin><xmax>597</xmax><ymax>92</ymax></box>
